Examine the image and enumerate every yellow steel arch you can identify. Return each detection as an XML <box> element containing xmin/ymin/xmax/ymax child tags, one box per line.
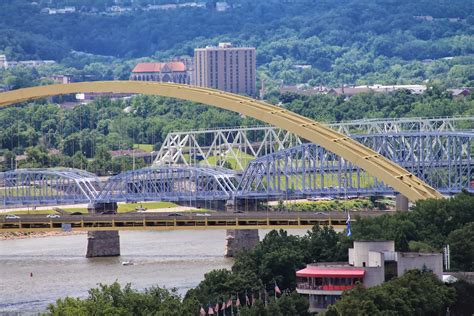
<box><xmin>0</xmin><ymin>81</ymin><xmax>443</xmax><ymax>202</ymax></box>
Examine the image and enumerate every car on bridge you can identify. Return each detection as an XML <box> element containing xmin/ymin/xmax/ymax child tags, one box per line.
<box><xmin>46</xmin><ymin>214</ymin><xmax>61</xmax><ymax>219</ymax></box>
<box><xmin>5</xmin><ymin>215</ymin><xmax>20</xmax><ymax>220</ymax></box>
<box><xmin>100</xmin><ymin>211</ymin><xmax>117</xmax><ymax>215</ymax></box>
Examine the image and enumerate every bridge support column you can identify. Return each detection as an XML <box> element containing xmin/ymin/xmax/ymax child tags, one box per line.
<box><xmin>86</xmin><ymin>231</ymin><xmax>120</xmax><ymax>257</ymax></box>
<box><xmin>86</xmin><ymin>202</ymin><xmax>120</xmax><ymax>258</ymax></box>
<box><xmin>395</xmin><ymin>194</ymin><xmax>409</xmax><ymax>211</ymax></box>
<box><xmin>225</xmin><ymin>229</ymin><xmax>259</xmax><ymax>257</ymax></box>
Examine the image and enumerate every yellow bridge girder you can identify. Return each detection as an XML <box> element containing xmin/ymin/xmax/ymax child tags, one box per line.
<box><xmin>1</xmin><ymin>217</ymin><xmax>346</xmax><ymax>233</ymax></box>
<box><xmin>0</xmin><ymin>81</ymin><xmax>443</xmax><ymax>202</ymax></box>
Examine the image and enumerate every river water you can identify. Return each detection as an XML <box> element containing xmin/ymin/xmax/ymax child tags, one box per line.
<box><xmin>0</xmin><ymin>229</ymin><xmax>306</xmax><ymax>313</ymax></box>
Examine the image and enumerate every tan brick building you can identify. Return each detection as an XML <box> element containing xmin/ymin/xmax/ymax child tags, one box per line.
<box><xmin>194</xmin><ymin>43</ymin><xmax>256</xmax><ymax>96</ymax></box>
<box><xmin>130</xmin><ymin>61</ymin><xmax>191</xmax><ymax>84</ymax></box>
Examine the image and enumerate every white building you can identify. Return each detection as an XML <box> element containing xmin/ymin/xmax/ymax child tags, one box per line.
<box><xmin>216</xmin><ymin>2</ymin><xmax>230</xmax><ymax>11</ymax></box>
<box><xmin>296</xmin><ymin>240</ymin><xmax>443</xmax><ymax>313</ymax></box>
<box><xmin>0</xmin><ymin>55</ymin><xmax>7</xmax><ymax>69</ymax></box>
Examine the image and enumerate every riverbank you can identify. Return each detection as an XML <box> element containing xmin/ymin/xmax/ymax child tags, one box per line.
<box><xmin>0</xmin><ymin>231</ymin><xmax>86</xmax><ymax>240</ymax></box>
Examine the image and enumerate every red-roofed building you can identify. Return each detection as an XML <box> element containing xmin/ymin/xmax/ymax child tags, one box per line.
<box><xmin>296</xmin><ymin>240</ymin><xmax>443</xmax><ymax>312</ymax></box>
<box><xmin>130</xmin><ymin>60</ymin><xmax>191</xmax><ymax>84</ymax></box>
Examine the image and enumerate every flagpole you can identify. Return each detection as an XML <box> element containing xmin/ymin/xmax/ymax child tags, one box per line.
<box><xmin>274</xmin><ymin>281</ymin><xmax>276</xmax><ymax>300</ymax></box>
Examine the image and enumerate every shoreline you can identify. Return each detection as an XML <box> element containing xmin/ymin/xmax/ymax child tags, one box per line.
<box><xmin>0</xmin><ymin>231</ymin><xmax>86</xmax><ymax>241</ymax></box>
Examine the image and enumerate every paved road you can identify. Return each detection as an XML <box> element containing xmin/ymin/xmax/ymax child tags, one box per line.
<box><xmin>1</xmin><ymin>210</ymin><xmax>385</xmax><ymax>223</ymax></box>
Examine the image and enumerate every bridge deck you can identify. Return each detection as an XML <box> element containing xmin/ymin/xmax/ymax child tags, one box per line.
<box><xmin>0</xmin><ymin>211</ymin><xmax>382</xmax><ymax>232</ymax></box>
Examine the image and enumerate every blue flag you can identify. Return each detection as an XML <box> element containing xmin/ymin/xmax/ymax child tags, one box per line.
<box><xmin>346</xmin><ymin>212</ymin><xmax>352</xmax><ymax>237</ymax></box>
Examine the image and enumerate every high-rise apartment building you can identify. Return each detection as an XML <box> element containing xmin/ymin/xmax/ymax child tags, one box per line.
<box><xmin>194</xmin><ymin>43</ymin><xmax>256</xmax><ymax>96</ymax></box>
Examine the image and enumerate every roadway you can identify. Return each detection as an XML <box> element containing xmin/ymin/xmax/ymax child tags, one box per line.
<box><xmin>0</xmin><ymin>211</ymin><xmax>385</xmax><ymax>232</ymax></box>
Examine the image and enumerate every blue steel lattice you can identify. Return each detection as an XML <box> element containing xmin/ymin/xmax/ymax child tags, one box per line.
<box><xmin>0</xmin><ymin>168</ymin><xmax>100</xmax><ymax>206</ymax></box>
<box><xmin>236</xmin><ymin>132</ymin><xmax>474</xmax><ymax>198</ymax></box>
<box><xmin>1</xmin><ymin>132</ymin><xmax>473</xmax><ymax>207</ymax></box>
<box><xmin>96</xmin><ymin>166</ymin><xmax>237</xmax><ymax>202</ymax></box>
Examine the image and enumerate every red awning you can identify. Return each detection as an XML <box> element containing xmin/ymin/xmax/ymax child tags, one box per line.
<box><xmin>296</xmin><ymin>267</ymin><xmax>365</xmax><ymax>278</ymax></box>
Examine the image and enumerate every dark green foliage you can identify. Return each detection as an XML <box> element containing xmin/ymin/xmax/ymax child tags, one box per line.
<box><xmin>449</xmin><ymin>280</ymin><xmax>474</xmax><ymax>316</ymax></box>
<box><xmin>446</xmin><ymin>222</ymin><xmax>474</xmax><ymax>271</ymax></box>
<box><xmin>326</xmin><ymin>270</ymin><xmax>456</xmax><ymax>316</ymax></box>
<box><xmin>46</xmin><ymin>282</ymin><xmax>200</xmax><ymax>315</ymax></box>
<box><xmin>0</xmin><ymin>0</ymin><xmax>473</xmax><ymax>86</ymax></box>
<box><xmin>280</xmin><ymin>87</ymin><xmax>474</xmax><ymax>122</ymax></box>
<box><xmin>239</xmin><ymin>293</ymin><xmax>310</xmax><ymax>316</ymax></box>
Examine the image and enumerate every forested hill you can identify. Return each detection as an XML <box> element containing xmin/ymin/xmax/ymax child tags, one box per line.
<box><xmin>0</xmin><ymin>0</ymin><xmax>473</xmax><ymax>86</ymax></box>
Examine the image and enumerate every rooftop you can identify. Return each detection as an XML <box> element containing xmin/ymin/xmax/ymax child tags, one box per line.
<box><xmin>296</xmin><ymin>266</ymin><xmax>365</xmax><ymax>278</ymax></box>
<box><xmin>132</xmin><ymin>61</ymin><xmax>186</xmax><ymax>73</ymax></box>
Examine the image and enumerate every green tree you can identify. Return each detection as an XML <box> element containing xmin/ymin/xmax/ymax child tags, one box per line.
<box><xmin>326</xmin><ymin>270</ymin><xmax>455</xmax><ymax>316</ymax></box>
<box><xmin>446</xmin><ymin>222</ymin><xmax>474</xmax><ymax>271</ymax></box>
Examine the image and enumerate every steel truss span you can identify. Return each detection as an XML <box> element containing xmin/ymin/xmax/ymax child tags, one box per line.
<box><xmin>0</xmin><ymin>81</ymin><xmax>442</xmax><ymax>201</ymax></box>
<box><xmin>97</xmin><ymin>166</ymin><xmax>236</xmax><ymax>202</ymax></box>
<box><xmin>154</xmin><ymin>116</ymin><xmax>474</xmax><ymax>170</ymax></box>
<box><xmin>0</xmin><ymin>168</ymin><xmax>100</xmax><ymax>206</ymax></box>
<box><xmin>237</xmin><ymin>132</ymin><xmax>474</xmax><ymax>198</ymax></box>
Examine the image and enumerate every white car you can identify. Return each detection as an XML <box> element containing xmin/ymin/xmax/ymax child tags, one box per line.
<box><xmin>5</xmin><ymin>215</ymin><xmax>20</xmax><ymax>219</ymax></box>
<box><xmin>46</xmin><ymin>214</ymin><xmax>61</xmax><ymax>219</ymax></box>
<box><xmin>195</xmin><ymin>213</ymin><xmax>211</xmax><ymax>217</ymax></box>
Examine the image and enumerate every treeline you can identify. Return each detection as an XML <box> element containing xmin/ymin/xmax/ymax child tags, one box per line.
<box><xmin>46</xmin><ymin>192</ymin><xmax>474</xmax><ymax>315</ymax></box>
<box><xmin>0</xmin><ymin>0</ymin><xmax>473</xmax><ymax>86</ymax></box>
<box><xmin>276</xmin><ymin>86</ymin><xmax>474</xmax><ymax>121</ymax></box>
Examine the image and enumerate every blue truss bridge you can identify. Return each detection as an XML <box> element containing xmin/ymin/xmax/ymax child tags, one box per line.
<box><xmin>1</xmin><ymin>117</ymin><xmax>474</xmax><ymax>208</ymax></box>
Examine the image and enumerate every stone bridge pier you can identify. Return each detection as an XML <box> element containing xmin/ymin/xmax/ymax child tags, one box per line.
<box><xmin>86</xmin><ymin>202</ymin><xmax>120</xmax><ymax>258</ymax></box>
<box><xmin>395</xmin><ymin>194</ymin><xmax>409</xmax><ymax>211</ymax></box>
<box><xmin>224</xmin><ymin>199</ymin><xmax>260</xmax><ymax>257</ymax></box>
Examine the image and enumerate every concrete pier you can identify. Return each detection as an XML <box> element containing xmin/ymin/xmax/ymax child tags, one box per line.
<box><xmin>86</xmin><ymin>202</ymin><xmax>120</xmax><ymax>258</ymax></box>
<box><xmin>225</xmin><ymin>229</ymin><xmax>259</xmax><ymax>257</ymax></box>
<box><xmin>86</xmin><ymin>231</ymin><xmax>120</xmax><ymax>257</ymax></box>
<box><xmin>395</xmin><ymin>194</ymin><xmax>409</xmax><ymax>211</ymax></box>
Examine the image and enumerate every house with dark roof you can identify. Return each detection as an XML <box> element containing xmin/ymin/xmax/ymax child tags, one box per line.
<box><xmin>130</xmin><ymin>61</ymin><xmax>191</xmax><ymax>84</ymax></box>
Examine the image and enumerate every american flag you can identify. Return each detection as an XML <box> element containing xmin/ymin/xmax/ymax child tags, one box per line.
<box><xmin>221</xmin><ymin>301</ymin><xmax>226</xmax><ymax>311</ymax></box>
<box><xmin>346</xmin><ymin>212</ymin><xmax>352</xmax><ymax>237</ymax></box>
<box><xmin>200</xmin><ymin>306</ymin><xmax>206</xmax><ymax>316</ymax></box>
<box><xmin>236</xmin><ymin>297</ymin><xmax>241</xmax><ymax>307</ymax></box>
<box><xmin>275</xmin><ymin>282</ymin><xmax>281</xmax><ymax>295</ymax></box>
<box><xmin>208</xmin><ymin>306</ymin><xmax>214</xmax><ymax>315</ymax></box>
<box><xmin>227</xmin><ymin>298</ymin><xmax>232</xmax><ymax>308</ymax></box>
<box><xmin>245</xmin><ymin>294</ymin><xmax>250</xmax><ymax>305</ymax></box>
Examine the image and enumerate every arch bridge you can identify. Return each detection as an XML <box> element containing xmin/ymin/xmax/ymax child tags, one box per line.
<box><xmin>0</xmin><ymin>81</ymin><xmax>443</xmax><ymax>202</ymax></box>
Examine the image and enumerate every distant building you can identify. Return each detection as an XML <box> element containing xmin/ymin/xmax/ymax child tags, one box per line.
<box><xmin>107</xmin><ymin>6</ymin><xmax>132</xmax><ymax>13</ymax></box>
<box><xmin>280</xmin><ymin>84</ymin><xmax>329</xmax><ymax>96</ymax></box>
<box><xmin>327</xmin><ymin>86</ymin><xmax>373</xmax><ymax>97</ymax></box>
<box><xmin>47</xmin><ymin>74</ymin><xmax>73</xmax><ymax>84</ymax></box>
<box><xmin>216</xmin><ymin>2</ymin><xmax>230</xmax><ymax>11</ymax></box>
<box><xmin>325</xmin><ymin>84</ymin><xmax>426</xmax><ymax>97</ymax></box>
<box><xmin>41</xmin><ymin>6</ymin><xmax>76</xmax><ymax>14</ymax></box>
<box><xmin>130</xmin><ymin>61</ymin><xmax>191</xmax><ymax>84</ymax></box>
<box><xmin>7</xmin><ymin>60</ymin><xmax>56</xmax><ymax>67</ymax></box>
<box><xmin>369</xmin><ymin>84</ymin><xmax>426</xmax><ymax>94</ymax></box>
<box><xmin>448</xmin><ymin>88</ymin><xmax>471</xmax><ymax>98</ymax></box>
<box><xmin>0</xmin><ymin>55</ymin><xmax>7</xmax><ymax>69</ymax></box>
<box><xmin>194</xmin><ymin>43</ymin><xmax>256</xmax><ymax>96</ymax></box>
<box><xmin>296</xmin><ymin>240</ymin><xmax>443</xmax><ymax>313</ymax></box>
<box><xmin>75</xmin><ymin>92</ymin><xmax>133</xmax><ymax>103</ymax></box>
